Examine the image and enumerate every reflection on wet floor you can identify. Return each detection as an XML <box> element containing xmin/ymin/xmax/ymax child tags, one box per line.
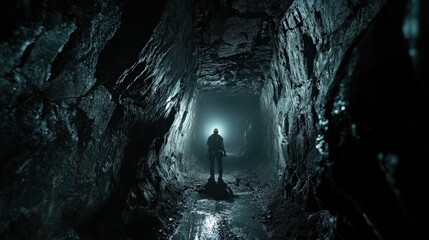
<box><xmin>170</xmin><ymin>174</ymin><xmax>267</xmax><ymax>240</ymax></box>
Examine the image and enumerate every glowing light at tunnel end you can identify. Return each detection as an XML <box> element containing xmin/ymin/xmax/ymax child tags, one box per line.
<box><xmin>204</xmin><ymin>120</ymin><xmax>228</xmax><ymax>139</ymax></box>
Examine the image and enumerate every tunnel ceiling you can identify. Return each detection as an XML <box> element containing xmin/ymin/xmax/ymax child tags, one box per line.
<box><xmin>192</xmin><ymin>0</ymin><xmax>286</xmax><ymax>97</ymax></box>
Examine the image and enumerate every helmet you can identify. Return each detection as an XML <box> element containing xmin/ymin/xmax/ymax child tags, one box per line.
<box><xmin>213</xmin><ymin>128</ymin><xmax>219</xmax><ymax>133</ymax></box>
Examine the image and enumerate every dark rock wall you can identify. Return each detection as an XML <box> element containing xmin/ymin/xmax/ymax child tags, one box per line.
<box><xmin>317</xmin><ymin>1</ymin><xmax>429</xmax><ymax>239</ymax></box>
<box><xmin>0</xmin><ymin>0</ymin><xmax>197</xmax><ymax>239</ymax></box>
<box><xmin>262</xmin><ymin>0</ymin><xmax>429</xmax><ymax>239</ymax></box>
<box><xmin>260</xmin><ymin>0</ymin><xmax>385</xmax><ymax>205</ymax></box>
<box><xmin>0</xmin><ymin>1</ymin><xmax>122</xmax><ymax>238</ymax></box>
<box><xmin>192</xmin><ymin>0</ymin><xmax>286</xmax><ymax>97</ymax></box>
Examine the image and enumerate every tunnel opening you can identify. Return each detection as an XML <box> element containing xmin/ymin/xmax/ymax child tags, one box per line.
<box><xmin>190</xmin><ymin>95</ymin><xmax>263</xmax><ymax>171</ymax></box>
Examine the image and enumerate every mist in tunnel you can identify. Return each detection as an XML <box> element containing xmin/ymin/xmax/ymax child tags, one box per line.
<box><xmin>191</xmin><ymin>96</ymin><xmax>263</xmax><ymax>168</ymax></box>
<box><xmin>1</xmin><ymin>0</ymin><xmax>429</xmax><ymax>239</ymax></box>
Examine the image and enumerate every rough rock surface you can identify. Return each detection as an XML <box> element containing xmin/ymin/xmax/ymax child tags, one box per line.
<box><xmin>260</xmin><ymin>0</ymin><xmax>429</xmax><ymax>239</ymax></box>
<box><xmin>260</xmin><ymin>0</ymin><xmax>385</xmax><ymax>207</ymax></box>
<box><xmin>0</xmin><ymin>1</ymin><xmax>122</xmax><ymax>238</ymax></box>
<box><xmin>192</xmin><ymin>0</ymin><xmax>289</xmax><ymax>97</ymax></box>
<box><xmin>317</xmin><ymin>1</ymin><xmax>429</xmax><ymax>239</ymax></box>
<box><xmin>0</xmin><ymin>0</ymin><xmax>197</xmax><ymax>239</ymax></box>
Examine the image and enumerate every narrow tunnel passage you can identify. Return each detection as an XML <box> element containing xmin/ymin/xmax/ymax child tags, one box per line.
<box><xmin>170</xmin><ymin>96</ymin><xmax>269</xmax><ymax>239</ymax></box>
<box><xmin>192</xmin><ymin>96</ymin><xmax>263</xmax><ymax>168</ymax></box>
<box><xmin>1</xmin><ymin>0</ymin><xmax>429</xmax><ymax>240</ymax></box>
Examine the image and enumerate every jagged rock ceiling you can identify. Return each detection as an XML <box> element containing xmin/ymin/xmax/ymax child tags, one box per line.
<box><xmin>192</xmin><ymin>0</ymin><xmax>287</xmax><ymax>97</ymax></box>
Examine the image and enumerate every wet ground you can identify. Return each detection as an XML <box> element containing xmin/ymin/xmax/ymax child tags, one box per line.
<box><xmin>169</xmin><ymin>170</ymin><xmax>270</xmax><ymax>240</ymax></box>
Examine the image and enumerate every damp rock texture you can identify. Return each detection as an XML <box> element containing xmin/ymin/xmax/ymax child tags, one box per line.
<box><xmin>192</xmin><ymin>0</ymin><xmax>288</xmax><ymax>97</ymax></box>
<box><xmin>0</xmin><ymin>0</ymin><xmax>197</xmax><ymax>239</ymax></box>
<box><xmin>317</xmin><ymin>1</ymin><xmax>429</xmax><ymax>239</ymax></box>
<box><xmin>260</xmin><ymin>0</ymin><xmax>429</xmax><ymax>239</ymax></box>
<box><xmin>260</xmin><ymin>0</ymin><xmax>386</xmax><ymax>206</ymax></box>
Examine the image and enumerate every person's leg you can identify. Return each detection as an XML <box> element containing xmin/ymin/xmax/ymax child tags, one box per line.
<box><xmin>217</xmin><ymin>154</ymin><xmax>223</xmax><ymax>179</ymax></box>
<box><xmin>209</xmin><ymin>154</ymin><xmax>215</xmax><ymax>178</ymax></box>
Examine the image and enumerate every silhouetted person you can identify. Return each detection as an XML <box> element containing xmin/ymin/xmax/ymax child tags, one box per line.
<box><xmin>207</xmin><ymin>128</ymin><xmax>226</xmax><ymax>181</ymax></box>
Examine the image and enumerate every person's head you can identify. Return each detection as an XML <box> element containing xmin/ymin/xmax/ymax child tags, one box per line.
<box><xmin>213</xmin><ymin>128</ymin><xmax>219</xmax><ymax>134</ymax></box>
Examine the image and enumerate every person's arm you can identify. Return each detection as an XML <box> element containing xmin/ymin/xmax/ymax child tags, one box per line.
<box><xmin>221</xmin><ymin>138</ymin><xmax>226</xmax><ymax>156</ymax></box>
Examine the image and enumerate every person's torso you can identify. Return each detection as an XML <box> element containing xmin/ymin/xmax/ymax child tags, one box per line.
<box><xmin>208</xmin><ymin>134</ymin><xmax>223</xmax><ymax>151</ymax></box>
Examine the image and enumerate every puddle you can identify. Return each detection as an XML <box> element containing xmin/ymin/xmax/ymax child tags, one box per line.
<box><xmin>170</xmin><ymin>176</ymin><xmax>267</xmax><ymax>240</ymax></box>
